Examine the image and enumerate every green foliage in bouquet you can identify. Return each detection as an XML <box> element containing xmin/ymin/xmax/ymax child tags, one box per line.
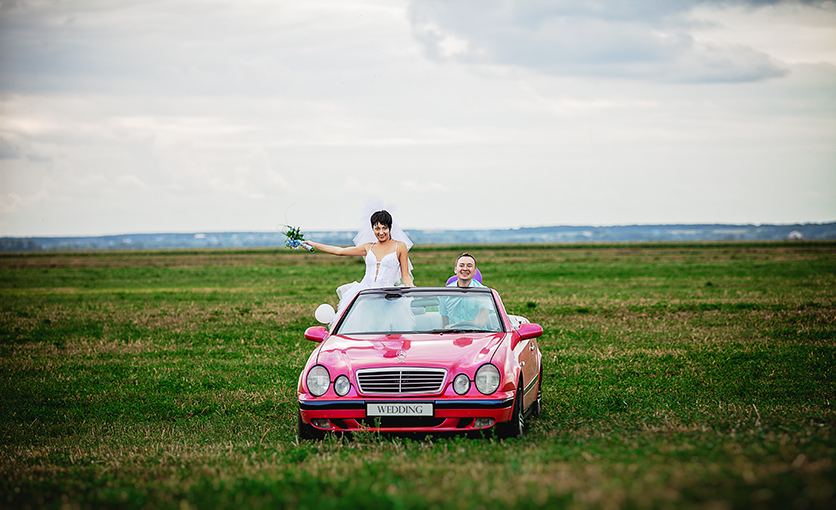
<box><xmin>283</xmin><ymin>225</ymin><xmax>307</xmax><ymax>249</ymax></box>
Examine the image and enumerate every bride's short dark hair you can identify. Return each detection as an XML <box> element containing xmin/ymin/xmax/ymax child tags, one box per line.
<box><xmin>370</xmin><ymin>210</ymin><xmax>392</xmax><ymax>229</ymax></box>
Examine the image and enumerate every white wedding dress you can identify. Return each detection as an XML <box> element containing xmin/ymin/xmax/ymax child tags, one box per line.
<box><xmin>336</xmin><ymin>242</ymin><xmax>404</xmax><ymax>313</ymax></box>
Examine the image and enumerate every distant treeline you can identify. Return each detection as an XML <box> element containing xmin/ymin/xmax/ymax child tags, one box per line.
<box><xmin>1</xmin><ymin>223</ymin><xmax>834</xmax><ymax>252</ymax></box>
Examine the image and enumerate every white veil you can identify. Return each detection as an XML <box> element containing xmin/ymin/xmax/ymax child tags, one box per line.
<box><xmin>352</xmin><ymin>198</ymin><xmax>413</xmax><ymax>250</ymax></box>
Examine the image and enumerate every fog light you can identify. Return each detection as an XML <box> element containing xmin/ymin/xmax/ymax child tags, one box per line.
<box><xmin>311</xmin><ymin>418</ymin><xmax>330</xmax><ymax>428</ymax></box>
<box><xmin>474</xmin><ymin>418</ymin><xmax>495</xmax><ymax>428</ymax></box>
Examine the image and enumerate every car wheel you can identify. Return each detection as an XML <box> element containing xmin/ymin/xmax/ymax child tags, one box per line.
<box><xmin>297</xmin><ymin>411</ymin><xmax>325</xmax><ymax>441</ymax></box>
<box><xmin>498</xmin><ymin>379</ymin><xmax>525</xmax><ymax>439</ymax></box>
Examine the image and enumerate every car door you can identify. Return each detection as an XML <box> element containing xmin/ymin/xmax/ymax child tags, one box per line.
<box><xmin>514</xmin><ymin>330</ymin><xmax>539</xmax><ymax>410</ymax></box>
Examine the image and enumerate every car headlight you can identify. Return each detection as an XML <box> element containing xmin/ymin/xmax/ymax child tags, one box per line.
<box><xmin>453</xmin><ymin>374</ymin><xmax>471</xmax><ymax>395</ymax></box>
<box><xmin>474</xmin><ymin>364</ymin><xmax>501</xmax><ymax>395</ymax></box>
<box><xmin>306</xmin><ymin>365</ymin><xmax>330</xmax><ymax>397</ymax></box>
<box><xmin>334</xmin><ymin>375</ymin><xmax>351</xmax><ymax>396</ymax></box>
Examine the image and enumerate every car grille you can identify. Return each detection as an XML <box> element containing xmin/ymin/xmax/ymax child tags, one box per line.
<box><xmin>355</xmin><ymin>367</ymin><xmax>447</xmax><ymax>395</ymax></box>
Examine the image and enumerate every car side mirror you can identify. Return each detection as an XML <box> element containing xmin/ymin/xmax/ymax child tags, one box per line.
<box><xmin>304</xmin><ymin>326</ymin><xmax>329</xmax><ymax>343</ymax></box>
<box><xmin>314</xmin><ymin>304</ymin><xmax>335</xmax><ymax>324</ymax></box>
<box><xmin>517</xmin><ymin>323</ymin><xmax>543</xmax><ymax>341</ymax></box>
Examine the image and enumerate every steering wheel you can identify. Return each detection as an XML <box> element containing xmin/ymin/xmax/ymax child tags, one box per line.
<box><xmin>446</xmin><ymin>321</ymin><xmax>481</xmax><ymax>329</ymax></box>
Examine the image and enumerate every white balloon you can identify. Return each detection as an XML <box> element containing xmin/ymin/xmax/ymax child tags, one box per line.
<box><xmin>314</xmin><ymin>304</ymin><xmax>336</xmax><ymax>324</ymax></box>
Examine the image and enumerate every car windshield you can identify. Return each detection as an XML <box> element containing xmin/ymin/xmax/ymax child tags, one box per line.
<box><xmin>334</xmin><ymin>287</ymin><xmax>504</xmax><ymax>335</ymax></box>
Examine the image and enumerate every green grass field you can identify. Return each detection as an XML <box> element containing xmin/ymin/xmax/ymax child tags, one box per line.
<box><xmin>1</xmin><ymin>242</ymin><xmax>834</xmax><ymax>509</ymax></box>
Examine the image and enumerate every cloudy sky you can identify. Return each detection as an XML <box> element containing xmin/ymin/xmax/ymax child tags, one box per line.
<box><xmin>1</xmin><ymin>0</ymin><xmax>834</xmax><ymax>237</ymax></box>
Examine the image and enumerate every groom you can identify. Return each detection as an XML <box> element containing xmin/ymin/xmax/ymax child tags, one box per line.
<box><xmin>448</xmin><ymin>253</ymin><xmax>482</xmax><ymax>288</ymax></box>
<box><xmin>441</xmin><ymin>253</ymin><xmax>488</xmax><ymax>327</ymax></box>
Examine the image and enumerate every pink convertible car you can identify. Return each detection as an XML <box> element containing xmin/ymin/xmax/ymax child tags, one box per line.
<box><xmin>297</xmin><ymin>286</ymin><xmax>544</xmax><ymax>439</ymax></box>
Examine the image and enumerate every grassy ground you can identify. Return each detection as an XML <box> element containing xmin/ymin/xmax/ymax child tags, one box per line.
<box><xmin>0</xmin><ymin>242</ymin><xmax>834</xmax><ymax>509</ymax></box>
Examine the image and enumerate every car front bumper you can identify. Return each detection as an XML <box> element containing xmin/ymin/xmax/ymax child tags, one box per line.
<box><xmin>298</xmin><ymin>397</ymin><xmax>515</xmax><ymax>433</ymax></box>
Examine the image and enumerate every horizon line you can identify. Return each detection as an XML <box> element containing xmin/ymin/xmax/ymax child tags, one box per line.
<box><xmin>2</xmin><ymin>220</ymin><xmax>835</xmax><ymax>239</ymax></box>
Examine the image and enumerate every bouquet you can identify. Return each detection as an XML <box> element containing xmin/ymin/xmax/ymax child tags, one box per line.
<box><xmin>283</xmin><ymin>225</ymin><xmax>312</xmax><ymax>250</ymax></box>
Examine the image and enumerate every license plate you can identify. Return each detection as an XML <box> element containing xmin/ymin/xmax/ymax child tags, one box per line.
<box><xmin>366</xmin><ymin>402</ymin><xmax>433</xmax><ymax>417</ymax></box>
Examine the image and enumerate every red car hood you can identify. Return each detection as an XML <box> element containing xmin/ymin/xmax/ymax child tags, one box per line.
<box><xmin>315</xmin><ymin>332</ymin><xmax>507</xmax><ymax>375</ymax></box>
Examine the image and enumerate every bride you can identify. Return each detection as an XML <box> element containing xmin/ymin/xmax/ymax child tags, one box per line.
<box><xmin>302</xmin><ymin>209</ymin><xmax>414</xmax><ymax>314</ymax></box>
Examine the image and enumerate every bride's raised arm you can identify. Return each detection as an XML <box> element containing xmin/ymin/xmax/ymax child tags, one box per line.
<box><xmin>303</xmin><ymin>240</ymin><xmax>369</xmax><ymax>257</ymax></box>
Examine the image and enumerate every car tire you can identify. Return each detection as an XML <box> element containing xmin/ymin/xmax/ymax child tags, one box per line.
<box><xmin>297</xmin><ymin>411</ymin><xmax>325</xmax><ymax>441</ymax></box>
<box><xmin>497</xmin><ymin>379</ymin><xmax>525</xmax><ymax>439</ymax></box>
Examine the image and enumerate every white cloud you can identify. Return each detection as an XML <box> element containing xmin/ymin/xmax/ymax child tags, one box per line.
<box><xmin>687</xmin><ymin>2</ymin><xmax>836</xmax><ymax>65</ymax></box>
<box><xmin>407</xmin><ymin>0</ymin><xmax>834</xmax><ymax>82</ymax></box>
